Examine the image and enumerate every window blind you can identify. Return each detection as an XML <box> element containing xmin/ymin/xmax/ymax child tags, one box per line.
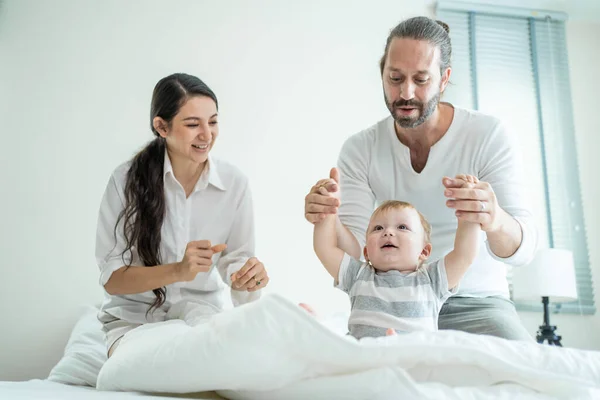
<box><xmin>437</xmin><ymin>3</ymin><xmax>595</xmax><ymax>314</ymax></box>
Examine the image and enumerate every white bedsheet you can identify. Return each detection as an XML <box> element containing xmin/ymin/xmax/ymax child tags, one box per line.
<box><xmin>97</xmin><ymin>294</ymin><xmax>600</xmax><ymax>400</ymax></box>
<box><xmin>0</xmin><ymin>379</ymin><xmax>225</xmax><ymax>399</ymax></box>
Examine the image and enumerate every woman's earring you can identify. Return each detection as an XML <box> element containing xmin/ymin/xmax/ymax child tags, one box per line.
<box><xmin>367</xmin><ymin>260</ymin><xmax>373</xmax><ymax>267</ymax></box>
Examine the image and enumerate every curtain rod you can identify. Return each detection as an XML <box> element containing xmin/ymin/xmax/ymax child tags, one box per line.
<box><xmin>437</xmin><ymin>1</ymin><xmax>568</xmax><ymax>21</ymax></box>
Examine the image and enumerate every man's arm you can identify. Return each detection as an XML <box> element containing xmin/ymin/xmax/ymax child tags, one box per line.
<box><xmin>486</xmin><ymin>208</ymin><xmax>523</xmax><ymax>258</ymax></box>
<box><xmin>479</xmin><ymin>122</ymin><xmax>538</xmax><ymax>264</ymax></box>
<box><xmin>445</xmin><ymin>121</ymin><xmax>538</xmax><ymax>266</ymax></box>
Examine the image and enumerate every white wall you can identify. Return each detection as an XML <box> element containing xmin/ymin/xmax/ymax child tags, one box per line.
<box><xmin>0</xmin><ymin>0</ymin><xmax>598</xmax><ymax>382</ymax></box>
<box><xmin>0</xmin><ymin>0</ymin><xmax>434</xmax><ymax>380</ymax></box>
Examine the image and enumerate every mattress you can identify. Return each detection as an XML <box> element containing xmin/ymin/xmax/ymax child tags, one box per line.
<box><xmin>0</xmin><ymin>380</ymin><xmax>226</xmax><ymax>400</ymax></box>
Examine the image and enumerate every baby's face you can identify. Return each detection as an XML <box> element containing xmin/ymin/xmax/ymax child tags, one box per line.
<box><xmin>364</xmin><ymin>207</ymin><xmax>428</xmax><ymax>272</ymax></box>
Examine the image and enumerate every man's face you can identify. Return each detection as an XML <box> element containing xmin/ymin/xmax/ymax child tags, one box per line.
<box><xmin>382</xmin><ymin>38</ymin><xmax>451</xmax><ymax>129</ymax></box>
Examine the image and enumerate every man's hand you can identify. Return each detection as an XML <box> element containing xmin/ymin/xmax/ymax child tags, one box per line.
<box><xmin>443</xmin><ymin>175</ymin><xmax>507</xmax><ymax>232</ymax></box>
<box><xmin>304</xmin><ymin>167</ymin><xmax>341</xmax><ymax>224</ymax></box>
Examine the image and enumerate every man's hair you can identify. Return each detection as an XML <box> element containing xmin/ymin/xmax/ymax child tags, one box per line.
<box><xmin>371</xmin><ymin>200</ymin><xmax>432</xmax><ymax>244</ymax></box>
<box><xmin>379</xmin><ymin>16</ymin><xmax>452</xmax><ymax>76</ymax></box>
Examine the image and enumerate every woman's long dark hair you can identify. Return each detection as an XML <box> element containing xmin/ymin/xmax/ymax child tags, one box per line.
<box><xmin>115</xmin><ymin>73</ymin><xmax>218</xmax><ymax>315</ymax></box>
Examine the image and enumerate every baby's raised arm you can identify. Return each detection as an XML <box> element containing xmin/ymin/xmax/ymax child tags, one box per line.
<box><xmin>313</xmin><ymin>182</ymin><xmax>345</xmax><ymax>280</ymax></box>
<box><xmin>444</xmin><ymin>175</ymin><xmax>482</xmax><ymax>289</ymax></box>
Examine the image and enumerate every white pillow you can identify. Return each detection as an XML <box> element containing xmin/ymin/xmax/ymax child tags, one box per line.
<box><xmin>47</xmin><ymin>305</ymin><xmax>107</xmax><ymax>387</ymax></box>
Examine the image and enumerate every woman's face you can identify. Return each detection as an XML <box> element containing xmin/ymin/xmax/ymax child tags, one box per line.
<box><xmin>154</xmin><ymin>95</ymin><xmax>219</xmax><ymax>165</ymax></box>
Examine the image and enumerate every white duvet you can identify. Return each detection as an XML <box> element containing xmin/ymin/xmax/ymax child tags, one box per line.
<box><xmin>97</xmin><ymin>294</ymin><xmax>600</xmax><ymax>399</ymax></box>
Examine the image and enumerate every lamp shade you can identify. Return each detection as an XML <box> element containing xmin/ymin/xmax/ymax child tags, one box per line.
<box><xmin>512</xmin><ymin>248</ymin><xmax>578</xmax><ymax>303</ymax></box>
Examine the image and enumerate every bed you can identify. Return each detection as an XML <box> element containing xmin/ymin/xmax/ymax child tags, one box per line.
<box><xmin>0</xmin><ymin>380</ymin><xmax>225</xmax><ymax>399</ymax></box>
<box><xmin>0</xmin><ymin>304</ymin><xmax>225</xmax><ymax>399</ymax></box>
<box><xmin>1</xmin><ymin>295</ymin><xmax>599</xmax><ymax>400</ymax></box>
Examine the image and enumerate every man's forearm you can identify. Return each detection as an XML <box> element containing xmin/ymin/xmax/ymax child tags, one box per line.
<box><xmin>486</xmin><ymin>209</ymin><xmax>523</xmax><ymax>258</ymax></box>
<box><xmin>335</xmin><ymin>217</ymin><xmax>362</xmax><ymax>259</ymax></box>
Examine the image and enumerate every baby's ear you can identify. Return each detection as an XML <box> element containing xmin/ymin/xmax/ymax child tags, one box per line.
<box><xmin>420</xmin><ymin>243</ymin><xmax>432</xmax><ymax>261</ymax></box>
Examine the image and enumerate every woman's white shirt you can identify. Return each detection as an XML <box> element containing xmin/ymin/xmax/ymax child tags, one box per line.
<box><xmin>95</xmin><ymin>151</ymin><xmax>258</xmax><ymax>324</ymax></box>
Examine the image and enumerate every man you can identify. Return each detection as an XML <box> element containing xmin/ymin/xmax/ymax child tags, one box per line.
<box><xmin>304</xmin><ymin>16</ymin><xmax>537</xmax><ymax>340</ymax></box>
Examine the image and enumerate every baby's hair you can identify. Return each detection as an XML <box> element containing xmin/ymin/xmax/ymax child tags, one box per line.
<box><xmin>371</xmin><ymin>200</ymin><xmax>432</xmax><ymax>244</ymax></box>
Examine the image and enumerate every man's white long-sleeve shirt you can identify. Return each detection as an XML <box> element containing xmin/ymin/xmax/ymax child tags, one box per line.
<box><xmin>338</xmin><ymin>106</ymin><xmax>538</xmax><ymax>298</ymax></box>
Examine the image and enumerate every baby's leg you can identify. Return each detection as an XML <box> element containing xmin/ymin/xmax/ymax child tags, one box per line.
<box><xmin>298</xmin><ymin>303</ymin><xmax>355</xmax><ymax>338</ymax></box>
<box><xmin>298</xmin><ymin>303</ymin><xmax>317</xmax><ymax>316</ymax></box>
<box><xmin>301</xmin><ymin>302</ymin><xmax>397</xmax><ymax>339</ymax></box>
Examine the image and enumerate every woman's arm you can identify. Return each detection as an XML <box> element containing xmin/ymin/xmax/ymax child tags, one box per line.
<box><xmin>215</xmin><ymin>178</ymin><xmax>255</xmax><ymax>285</ymax></box>
<box><xmin>103</xmin><ymin>264</ymin><xmax>180</xmax><ymax>295</ymax></box>
<box><xmin>213</xmin><ymin>178</ymin><xmax>265</xmax><ymax>305</ymax></box>
<box><xmin>96</xmin><ymin>172</ymin><xmax>221</xmax><ymax>295</ymax></box>
<box><xmin>96</xmin><ymin>173</ymin><xmax>180</xmax><ymax>295</ymax></box>
<box><xmin>95</xmin><ymin>173</ymin><xmax>140</xmax><ymax>291</ymax></box>
<box><xmin>104</xmin><ymin>241</ymin><xmax>225</xmax><ymax>295</ymax></box>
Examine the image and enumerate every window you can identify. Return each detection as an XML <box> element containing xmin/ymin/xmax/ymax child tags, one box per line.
<box><xmin>437</xmin><ymin>2</ymin><xmax>595</xmax><ymax>314</ymax></box>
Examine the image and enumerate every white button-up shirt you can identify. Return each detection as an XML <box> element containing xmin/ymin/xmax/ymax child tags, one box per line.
<box><xmin>96</xmin><ymin>151</ymin><xmax>258</xmax><ymax>325</ymax></box>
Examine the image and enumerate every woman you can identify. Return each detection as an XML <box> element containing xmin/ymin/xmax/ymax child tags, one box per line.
<box><xmin>95</xmin><ymin>73</ymin><xmax>269</xmax><ymax>357</ymax></box>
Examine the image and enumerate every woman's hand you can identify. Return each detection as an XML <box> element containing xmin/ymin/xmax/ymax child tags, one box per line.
<box><xmin>230</xmin><ymin>257</ymin><xmax>269</xmax><ymax>292</ymax></box>
<box><xmin>176</xmin><ymin>240</ymin><xmax>227</xmax><ymax>282</ymax></box>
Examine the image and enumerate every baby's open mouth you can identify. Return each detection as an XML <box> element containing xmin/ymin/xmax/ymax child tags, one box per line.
<box><xmin>381</xmin><ymin>243</ymin><xmax>398</xmax><ymax>249</ymax></box>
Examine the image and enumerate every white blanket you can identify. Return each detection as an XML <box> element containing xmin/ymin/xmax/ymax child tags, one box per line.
<box><xmin>97</xmin><ymin>294</ymin><xmax>600</xmax><ymax>399</ymax></box>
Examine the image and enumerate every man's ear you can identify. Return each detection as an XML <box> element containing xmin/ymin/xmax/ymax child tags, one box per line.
<box><xmin>419</xmin><ymin>243</ymin><xmax>432</xmax><ymax>263</ymax></box>
<box><xmin>153</xmin><ymin>117</ymin><xmax>169</xmax><ymax>138</ymax></box>
<box><xmin>440</xmin><ymin>67</ymin><xmax>452</xmax><ymax>94</ymax></box>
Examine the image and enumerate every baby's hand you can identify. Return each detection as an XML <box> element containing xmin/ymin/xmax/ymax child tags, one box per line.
<box><xmin>450</xmin><ymin>174</ymin><xmax>483</xmax><ymax>227</ymax></box>
<box><xmin>453</xmin><ymin>174</ymin><xmax>479</xmax><ymax>188</ymax></box>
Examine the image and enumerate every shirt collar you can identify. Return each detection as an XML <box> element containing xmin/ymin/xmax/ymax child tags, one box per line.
<box><xmin>163</xmin><ymin>150</ymin><xmax>226</xmax><ymax>192</ymax></box>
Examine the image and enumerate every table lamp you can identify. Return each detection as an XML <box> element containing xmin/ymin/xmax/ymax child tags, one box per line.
<box><xmin>512</xmin><ymin>248</ymin><xmax>578</xmax><ymax>346</ymax></box>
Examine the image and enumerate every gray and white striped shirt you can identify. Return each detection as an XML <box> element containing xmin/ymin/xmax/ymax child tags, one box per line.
<box><xmin>336</xmin><ymin>253</ymin><xmax>456</xmax><ymax>339</ymax></box>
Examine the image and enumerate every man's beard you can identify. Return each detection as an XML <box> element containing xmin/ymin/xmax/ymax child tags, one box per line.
<box><xmin>385</xmin><ymin>90</ymin><xmax>441</xmax><ymax>129</ymax></box>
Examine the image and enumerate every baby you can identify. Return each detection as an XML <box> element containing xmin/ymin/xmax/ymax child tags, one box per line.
<box><xmin>313</xmin><ymin>175</ymin><xmax>481</xmax><ymax>339</ymax></box>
